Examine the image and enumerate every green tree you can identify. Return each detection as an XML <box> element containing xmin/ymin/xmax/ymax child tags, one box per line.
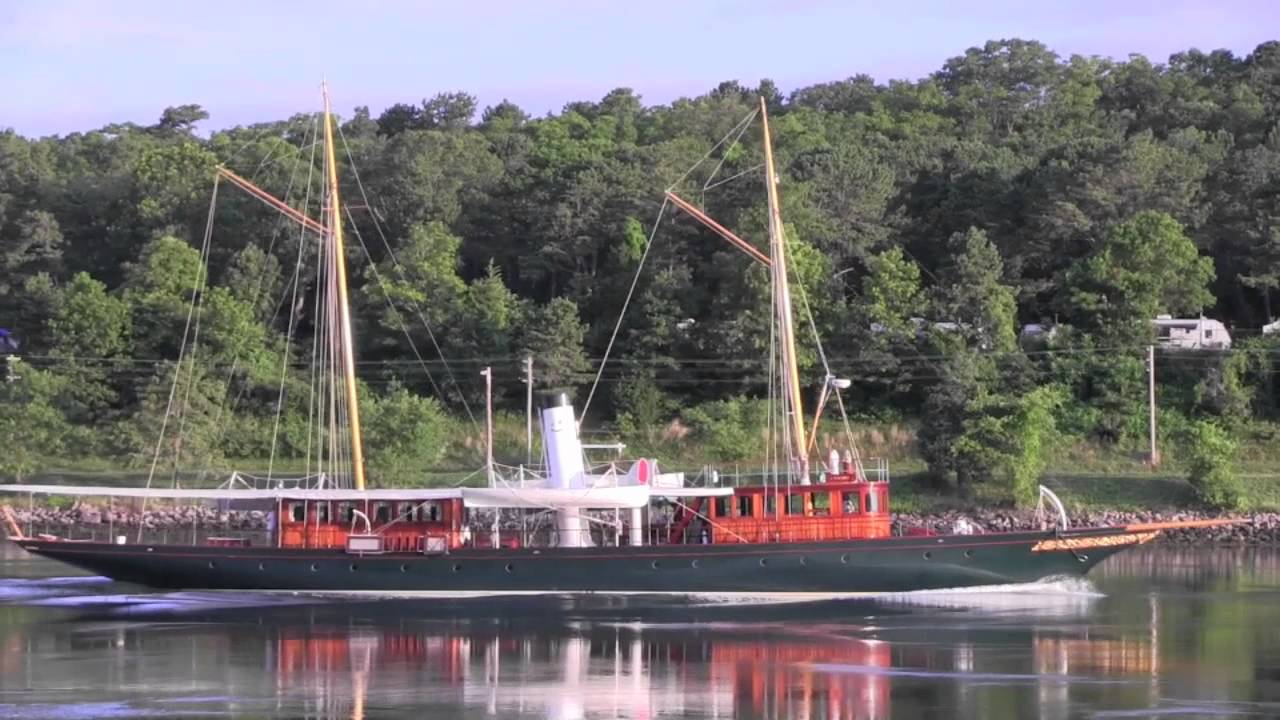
<box><xmin>861</xmin><ymin>247</ymin><xmax>925</xmax><ymax>337</ymax></box>
<box><xmin>1064</xmin><ymin>210</ymin><xmax>1215</xmax><ymax>340</ymax></box>
<box><xmin>0</xmin><ymin>365</ymin><xmax>70</xmax><ymax>481</ymax></box>
<box><xmin>1181</xmin><ymin>420</ymin><xmax>1242</xmax><ymax>510</ymax></box>
<box><xmin>362</xmin><ymin>385</ymin><xmax>451</xmax><ymax>485</ymax></box>
<box><xmin>936</xmin><ymin>227</ymin><xmax>1018</xmax><ymax>352</ymax></box>
<box><xmin>521</xmin><ymin>297</ymin><xmax>588</xmax><ymax>391</ymax></box>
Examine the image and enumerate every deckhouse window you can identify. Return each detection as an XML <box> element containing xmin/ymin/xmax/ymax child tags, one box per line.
<box><xmin>737</xmin><ymin>495</ymin><xmax>753</xmax><ymax>518</ymax></box>
<box><xmin>315</xmin><ymin>502</ymin><xmax>331</xmax><ymax>523</ymax></box>
<box><xmin>788</xmin><ymin>494</ymin><xmax>805</xmax><ymax>516</ymax></box>
<box><xmin>765</xmin><ymin>494</ymin><xmax>777</xmax><ymax>516</ymax></box>
<box><xmin>289</xmin><ymin>502</ymin><xmax>304</xmax><ymax>523</ymax></box>
<box><xmin>374</xmin><ymin>503</ymin><xmax>391</xmax><ymax>524</ymax></box>
<box><xmin>813</xmin><ymin>493</ymin><xmax>831</xmax><ymax>516</ymax></box>
<box><xmin>868</xmin><ymin>489</ymin><xmax>883</xmax><ymax>513</ymax></box>
<box><xmin>842</xmin><ymin>492</ymin><xmax>859</xmax><ymax>515</ymax></box>
<box><xmin>713</xmin><ymin>497</ymin><xmax>731</xmax><ymax>518</ymax></box>
<box><xmin>337</xmin><ymin>502</ymin><xmax>355</xmax><ymax>524</ymax></box>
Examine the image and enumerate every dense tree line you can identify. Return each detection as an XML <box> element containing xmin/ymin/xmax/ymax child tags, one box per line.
<box><xmin>2</xmin><ymin>39</ymin><xmax>1279</xmax><ymax>505</ymax></box>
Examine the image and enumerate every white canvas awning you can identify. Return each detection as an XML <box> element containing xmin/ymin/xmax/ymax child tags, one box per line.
<box><xmin>0</xmin><ymin>484</ymin><xmax>464</xmax><ymax>502</ymax></box>
<box><xmin>0</xmin><ymin>483</ymin><xmax>733</xmax><ymax>508</ymax></box>
<box><xmin>649</xmin><ymin>487</ymin><xmax>734</xmax><ymax>499</ymax></box>
<box><xmin>461</xmin><ymin>486</ymin><xmax>653</xmax><ymax>509</ymax></box>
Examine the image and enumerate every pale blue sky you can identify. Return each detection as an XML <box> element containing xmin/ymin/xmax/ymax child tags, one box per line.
<box><xmin>2</xmin><ymin>0</ymin><xmax>1276</xmax><ymax>136</ymax></box>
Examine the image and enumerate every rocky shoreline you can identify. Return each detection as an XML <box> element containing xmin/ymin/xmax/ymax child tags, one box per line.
<box><xmin>894</xmin><ymin>509</ymin><xmax>1267</xmax><ymax>545</ymax></box>
<box><xmin>5</xmin><ymin>502</ymin><xmax>1272</xmax><ymax>545</ymax></box>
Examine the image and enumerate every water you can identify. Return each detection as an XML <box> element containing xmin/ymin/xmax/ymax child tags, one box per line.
<box><xmin>1</xmin><ymin>543</ymin><xmax>1279</xmax><ymax>718</ymax></box>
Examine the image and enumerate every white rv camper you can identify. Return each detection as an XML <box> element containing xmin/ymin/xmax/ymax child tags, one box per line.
<box><xmin>1152</xmin><ymin>315</ymin><xmax>1231</xmax><ymax>350</ymax></box>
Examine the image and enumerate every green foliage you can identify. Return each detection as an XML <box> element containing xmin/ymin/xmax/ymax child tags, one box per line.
<box><xmin>862</xmin><ymin>247</ymin><xmax>925</xmax><ymax>337</ymax></box>
<box><xmin>1065</xmin><ymin>211</ymin><xmax>1215</xmax><ymax>340</ymax></box>
<box><xmin>362</xmin><ymin>385</ymin><xmax>452</xmax><ymax>486</ymax></box>
<box><xmin>615</xmin><ymin>370</ymin><xmax>675</xmax><ymax>447</ymax></box>
<box><xmin>0</xmin><ymin>365</ymin><xmax>70</xmax><ymax>481</ymax></box>
<box><xmin>937</xmin><ymin>227</ymin><xmax>1018</xmax><ymax>352</ymax></box>
<box><xmin>1181</xmin><ymin>419</ymin><xmax>1243</xmax><ymax>510</ymax></box>
<box><xmin>521</xmin><ymin>298</ymin><xmax>588</xmax><ymax>391</ymax></box>
<box><xmin>682</xmin><ymin>397</ymin><xmax>765</xmax><ymax>462</ymax></box>
<box><xmin>6</xmin><ymin>39</ymin><xmax>1280</xmax><ymax>493</ymax></box>
<box><xmin>618</xmin><ymin>217</ymin><xmax>647</xmax><ymax>264</ymax></box>
<box><xmin>123</xmin><ymin>361</ymin><xmax>227</xmax><ymax>475</ymax></box>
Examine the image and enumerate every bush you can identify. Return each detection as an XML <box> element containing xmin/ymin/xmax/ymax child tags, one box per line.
<box><xmin>363</xmin><ymin>386</ymin><xmax>452</xmax><ymax>486</ymax></box>
<box><xmin>682</xmin><ymin>397</ymin><xmax>765</xmax><ymax>462</ymax></box>
<box><xmin>1181</xmin><ymin>419</ymin><xmax>1242</xmax><ymax>510</ymax></box>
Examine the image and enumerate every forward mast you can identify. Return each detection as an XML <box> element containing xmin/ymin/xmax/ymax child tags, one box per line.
<box><xmin>321</xmin><ymin>83</ymin><xmax>367</xmax><ymax>491</ymax></box>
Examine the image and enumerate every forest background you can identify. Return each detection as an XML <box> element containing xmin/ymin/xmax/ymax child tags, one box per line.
<box><xmin>4</xmin><ymin>39</ymin><xmax>1280</xmax><ymax>511</ymax></box>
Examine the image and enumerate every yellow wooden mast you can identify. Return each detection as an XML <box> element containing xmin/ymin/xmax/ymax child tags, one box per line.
<box><xmin>321</xmin><ymin>82</ymin><xmax>367</xmax><ymax>491</ymax></box>
<box><xmin>759</xmin><ymin>96</ymin><xmax>808</xmax><ymax>482</ymax></box>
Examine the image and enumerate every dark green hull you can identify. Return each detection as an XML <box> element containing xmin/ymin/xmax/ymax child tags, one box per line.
<box><xmin>16</xmin><ymin>527</ymin><xmax>1150</xmax><ymax>595</ymax></box>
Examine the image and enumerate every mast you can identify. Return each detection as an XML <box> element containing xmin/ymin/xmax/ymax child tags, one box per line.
<box><xmin>321</xmin><ymin>82</ymin><xmax>367</xmax><ymax>491</ymax></box>
<box><xmin>759</xmin><ymin>96</ymin><xmax>808</xmax><ymax>482</ymax></box>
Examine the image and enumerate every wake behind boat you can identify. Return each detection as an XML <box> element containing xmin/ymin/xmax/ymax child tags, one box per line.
<box><xmin>1</xmin><ymin>88</ymin><xmax>1232</xmax><ymax>596</ymax></box>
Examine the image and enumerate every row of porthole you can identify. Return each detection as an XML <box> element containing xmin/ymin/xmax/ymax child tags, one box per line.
<box><xmin>641</xmin><ymin>550</ymin><xmax>980</xmax><ymax>570</ymax></box>
<box><xmin>207</xmin><ymin>549</ymin><xmax>1033</xmax><ymax>574</ymax></box>
<box><xmin>218</xmin><ymin>562</ymin><xmax>520</xmax><ymax>574</ymax></box>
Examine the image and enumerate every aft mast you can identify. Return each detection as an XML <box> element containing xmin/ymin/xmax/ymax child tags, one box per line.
<box><xmin>759</xmin><ymin>97</ymin><xmax>809</xmax><ymax>483</ymax></box>
<box><xmin>321</xmin><ymin>82</ymin><xmax>367</xmax><ymax>491</ymax></box>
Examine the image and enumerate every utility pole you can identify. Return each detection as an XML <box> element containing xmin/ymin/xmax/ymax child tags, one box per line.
<box><xmin>524</xmin><ymin>355</ymin><xmax>533</xmax><ymax>466</ymax></box>
<box><xmin>481</xmin><ymin>367</ymin><xmax>495</xmax><ymax>487</ymax></box>
<box><xmin>1147</xmin><ymin>345</ymin><xmax>1160</xmax><ymax>468</ymax></box>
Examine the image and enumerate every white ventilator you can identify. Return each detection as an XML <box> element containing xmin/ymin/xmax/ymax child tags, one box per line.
<box><xmin>541</xmin><ymin>393</ymin><xmax>591</xmax><ymax>547</ymax></box>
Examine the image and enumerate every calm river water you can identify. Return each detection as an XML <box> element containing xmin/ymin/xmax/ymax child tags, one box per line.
<box><xmin>1</xmin><ymin>543</ymin><xmax>1278</xmax><ymax>719</ymax></box>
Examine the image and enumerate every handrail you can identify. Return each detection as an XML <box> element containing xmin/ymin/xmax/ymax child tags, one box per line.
<box><xmin>1036</xmin><ymin>485</ymin><xmax>1070</xmax><ymax>532</ymax></box>
<box><xmin>349</xmin><ymin>509</ymin><xmax>373</xmax><ymax>536</ymax></box>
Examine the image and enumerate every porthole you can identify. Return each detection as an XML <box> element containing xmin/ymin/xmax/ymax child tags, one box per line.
<box><xmin>257</xmin><ymin>562</ymin><xmax>266</xmax><ymax>571</ymax></box>
<box><xmin>504</xmin><ymin>563</ymin><xmax>514</xmax><ymax>574</ymax></box>
<box><xmin>840</xmin><ymin>554</ymin><xmax>850</xmax><ymax>564</ymax></box>
<box><xmin>349</xmin><ymin>563</ymin><xmax>359</xmax><ymax>572</ymax></box>
<box><xmin>759</xmin><ymin>558</ymin><xmax>768</xmax><ymax>567</ymax></box>
<box><xmin>399</xmin><ymin>563</ymin><xmax>410</xmax><ymax>573</ymax></box>
<box><xmin>690</xmin><ymin>559</ymin><xmax>699</xmax><ymax>569</ymax></box>
<box><xmin>1077</xmin><ymin>553</ymin><xmax>1089</xmax><ymax>563</ymax></box>
<box><xmin>451</xmin><ymin>563</ymin><xmax>461</xmax><ymax>573</ymax></box>
<box><xmin>207</xmin><ymin>561</ymin><xmax>217</xmax><ymax>569</ymax></box>
<box><xmin>651</xmin><ymin>560</ymin><xmax>661</xmax><ymax>570</ymax></box>
<box><xmin>963</xmin><ymin>549</ymin><xmax>974</xmax><ymax>559</ymax></box>
<box><xmin>922</xmin><ymin>551</ymin><xmax>932</xmax><ymax>560</ymax></box>
<box><xmin>799</xmin><ymin>556</ymin><xmax>808</xmax><ymax>566</ymax></box>
<box><xmin>310</xmin><ymin>563</ymin><xmax>319</xmax><ymax>572</ymax></box>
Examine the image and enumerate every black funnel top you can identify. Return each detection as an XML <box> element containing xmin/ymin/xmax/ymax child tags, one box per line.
<box><xmin>542</xmin><ymin>391</ymin><xmax>573</xmax><ymax>409</ymax></box>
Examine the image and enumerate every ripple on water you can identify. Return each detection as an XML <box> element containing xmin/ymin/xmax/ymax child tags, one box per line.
<box><xmin>0</xmin><ymin>576</ymin><xmax>112</xmax><ymax>603</ymax></box>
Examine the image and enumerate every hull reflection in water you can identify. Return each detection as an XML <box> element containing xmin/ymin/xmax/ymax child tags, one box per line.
<box><xmin>0</xmin><ymin>594</ymin><xmax>1173</xmax><ymax>720</ymax></box>
<box><xmin>270</xmin><ymin>625</ymin><xmax>894</xmax><ymax>720</ymax></box>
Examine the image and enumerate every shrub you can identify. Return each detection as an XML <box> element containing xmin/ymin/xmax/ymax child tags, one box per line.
<box><xmin>682</xmin><ymin>397</ymin><xmax>765</xmax><ymax>462</ymax></box>
<box><xmin>1181</xmin><ymin>419</ymin><xmax>1242</xmax><ymax>510</ymax></box>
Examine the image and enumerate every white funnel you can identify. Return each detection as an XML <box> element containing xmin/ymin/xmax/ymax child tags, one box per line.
<box><xmin>541</xmin><ymin>393</ymin><xmax>585</xmax><ymax>489</ymax></box>
<box><xmin>541</xmin><ymin>393</ymin><xmax>591</xmax><ymax>547</ymax></box>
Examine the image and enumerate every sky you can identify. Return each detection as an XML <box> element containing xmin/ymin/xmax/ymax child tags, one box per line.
<box><xmin>1</xmin><ymin>0</ymin><xmax>1277</xmax><ymax>136</ymax></box>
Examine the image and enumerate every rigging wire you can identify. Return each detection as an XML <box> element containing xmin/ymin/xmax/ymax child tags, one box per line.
<box><xmin>268</xmin><ymin>116</ymin><xmax>321</xmax><ymax>483</ymax></box>
<box><xmin>138</xmin><ymin>177</ymin><xmax>221</xmax><ymax>537</ymax></box>
<box><xmin>665</xmin><ymin>109</ymin><xmax>759</xmax><ymax>194</ymax></box>
<box><xmin>335</xmin><ymin>121</ymin><xmax>478</xmax><ymax>428</ymax></box>
<box><xmin>342</xmin><ymin>204</ymin><xmax>450</xmax><ymax>405</ymax></box>
<box><xmin>577</xmin><ymin>198</ymin><xmax>669</xmax><ymax>424</ymax></box>
<box><xmin>204</xmin><ymin>117</ymin><xmax>316</xmax><ymax>467</ymax></box>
